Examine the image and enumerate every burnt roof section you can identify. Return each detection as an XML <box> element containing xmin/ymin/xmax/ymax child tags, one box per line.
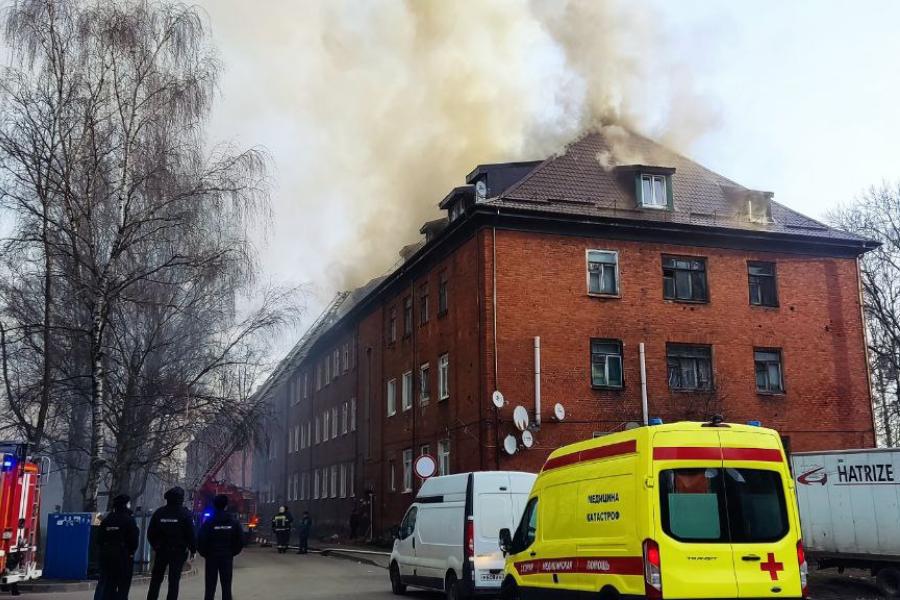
<box><xmin>489</xmin><ymin>128</ymin><xmax>868</xmax><ymax>243</ymax></box>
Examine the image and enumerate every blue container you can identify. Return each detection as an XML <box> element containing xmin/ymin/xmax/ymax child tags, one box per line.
<box><xmin>44</xmin><ymin>512</ymin><xmax>93</xmax><ymax>580</ymax></box>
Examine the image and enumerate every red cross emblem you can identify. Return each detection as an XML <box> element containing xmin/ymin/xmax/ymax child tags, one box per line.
<box><xmin>760</xmin><ymin>553</ymin><xmax>784</xmax><ymax>580</ymax></box>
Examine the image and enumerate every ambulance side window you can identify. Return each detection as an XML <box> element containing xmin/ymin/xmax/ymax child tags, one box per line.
<box><xmin>512</xmin><ymin>497</ymin><xmax>538</xmax><ymax>553</ymax></box>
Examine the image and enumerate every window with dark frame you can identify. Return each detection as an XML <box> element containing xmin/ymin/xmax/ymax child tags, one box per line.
<box><xmin>663</xmin><ymin>256</ymin><xmax>708</xmax><ymax>302</ymax></box>
<box><xmin>748</xmin><ymin>262</ymin><xmax>778</xmax><ymax>307</ymax></box>
<box><xmin>667</xmin><ymin>344</ymin><xmax>713</xmax><ymax>391</ymax></box>
<box><xmin>419</xmin><ymin>284</ymin><xmax>429</xmax><ymax>325</ymax></box>
<box><xmin>587</xmin><ymin>250</ymin><xmax>619</xmax><ymax>296</ymax></box>
<box><xmin>755</xmin><ymin>349</ymin><xmax>784</xmax><ymax>393</ymax></box>
<box><xmin>403</xmin><ymin>296</ymin><xmax>412</xmax><ymax>336</ymax></box>
<box><xmin>419</xmin><ymin>363</ymin><xmax>430</xmax><ymax>404</ymax></box>
<box><xmin>388</xmin><ymin>307</ymin><xmax>397</xmax><ymax>343</ymax></box>
<box><xmin>438</xmin><ymin>271</ymin><xmax>449</xmax><ymax>315</ymax></box>
<box><xmin>590</xmin><ymin>339</ymin><xmax>623</xmax><ymax>388</ymax></box>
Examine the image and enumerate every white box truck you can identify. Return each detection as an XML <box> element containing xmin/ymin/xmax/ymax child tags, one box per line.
<box><xmin>792</xmin><ymin>448</ymin><xmax>900</xmax><ymax>597</ymax></box>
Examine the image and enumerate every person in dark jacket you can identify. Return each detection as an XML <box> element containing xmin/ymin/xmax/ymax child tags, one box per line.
<box><xmin>146</xmin><ymin>486</ymin><xmax>196</xmax><ymax>600</ymax></box>
<box><xmin>296</xmin><ymin>511</ymin><xmax>312</xmax><ymax>555</ymax></box>
<box><xmin>198</xmin><ymin>494</ymin><xmax>244</xmax><ymax>600</ymax></box>
<box><xmin>271</xmin><ymin>506</ymin><xmax>293</xmax><ymax>553</ymax></box>
<box><xmin>96</xmin><ymin>494</ymin><xmax>139</xmax><ymax>600</ymax></box>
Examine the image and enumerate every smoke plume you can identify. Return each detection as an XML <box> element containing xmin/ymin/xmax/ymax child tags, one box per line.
<box><xmin>200</xmin><ymin>0</ymin><xmax>717</xmax><ymax>290</ymax></box>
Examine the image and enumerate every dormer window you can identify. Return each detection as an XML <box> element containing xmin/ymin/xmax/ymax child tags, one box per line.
<box><xmin>640</xmin><ymin>174</ymin><xmax>669</xmax><ymax>209</ymax></box>
<box><xmin>748</xmin><ymin>196</ymin><xmax>774</xmax><ymax>224</ymax></box>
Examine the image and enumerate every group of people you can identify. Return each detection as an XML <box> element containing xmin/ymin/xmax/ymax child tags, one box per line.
<box><xmin>271</xmin><ymin>506</ymin><xmax>312</xmax><ymax>554</ymax></box>
<box><xmin>95</xmin><ymin>486</ymin><xmax>244</xmax><ymax>600</ymax></box>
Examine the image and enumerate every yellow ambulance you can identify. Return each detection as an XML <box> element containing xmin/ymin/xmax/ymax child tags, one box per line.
<box><xmin>498</xmin><ymin>420</ymin><xmax>806</xmax><ymax>599</ymax></box>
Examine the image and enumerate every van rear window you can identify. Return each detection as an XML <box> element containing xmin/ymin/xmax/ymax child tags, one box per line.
<box><xmin>659</xmin><ymin>468</ymin><xmax>788</xmax><ymax>544</ymax></box>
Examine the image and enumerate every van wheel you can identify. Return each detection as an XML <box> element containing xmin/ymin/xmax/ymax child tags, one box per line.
<box><xmin>500</xmin><ymin>578</ymin><xmax>520</xmax><ymax>600</ymax></box>
<box><xmin>445</xmin><ymin>572</ymin><xmax>465</xmax><ymax>600</ymax></box>
<box><xmin>598</xmin><ymin>585</ymin><xmax>621</xmax><ymax>600</ymax></box>
<box><xmin>877</xmin><ymin>567</ymin><xmax>900</xmax><ymax>598</ymax></box>
<box><xmin>390</xmin><ymin>563</ymin><xmax>406</xmax><ymax>595</ymax></box>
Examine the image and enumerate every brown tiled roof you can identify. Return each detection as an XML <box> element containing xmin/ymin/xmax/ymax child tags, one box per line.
<box><xmin>487</xmin><ymin>128</ymin><xmax>866</xmax><ymax>242</ymax></box>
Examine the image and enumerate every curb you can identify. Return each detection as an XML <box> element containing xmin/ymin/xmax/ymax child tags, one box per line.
<box><xmin>15</xmin><ymin>567</ymin><xmax>198</xmax><ymax>594</ymax></box>
<box><xmin>317</xmin><ymin>548</ymin><xmax>389</xmax><ymax>569</ymax></box>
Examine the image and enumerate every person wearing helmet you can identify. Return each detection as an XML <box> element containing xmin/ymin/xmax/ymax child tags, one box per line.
<box><xmin>96</xmin><ymin>494</ymin><xmax>139</xmax><ymax>600</ymax></box>
<box><xmin>271</xmin><ymin>505</ymin><xmax>293</xmax><ymax>553</ymax></box>
<box><xmin>198</xmin><ymin>494</ymin><xmax>244</xmax><ymax>600</ymax></box>
<box><xmin>146</xmin><ymin>486</ymin><xmax>196</xmax><ymax>600</ymax></box>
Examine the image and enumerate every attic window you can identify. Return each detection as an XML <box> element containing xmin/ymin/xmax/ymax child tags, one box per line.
<box><xmin>639</xmin><ymin>174</ymin><xmax>670</xmax><ymax>209</ymax></box>
<box><xmin>748</xmin><ymin>197</ymin><xmax>774</xmax><ymax>224</ymax></box>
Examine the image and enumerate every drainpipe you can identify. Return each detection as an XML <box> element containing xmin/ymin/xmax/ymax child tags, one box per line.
<box><xmin>534</xmin><ymin>336</ymin><xmax>541</xmax><ymax>428</ymax></box>
<box><xmin>640</xmin><ymin>342</ymin><xmax>649</xmax><ymax>425</ymax></box>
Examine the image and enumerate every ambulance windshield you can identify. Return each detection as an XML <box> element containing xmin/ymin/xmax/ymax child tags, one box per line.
<box><xmin>659</xmin><ymin>468</ymin><xmax>788</xmax><ymax>543</ymax></box>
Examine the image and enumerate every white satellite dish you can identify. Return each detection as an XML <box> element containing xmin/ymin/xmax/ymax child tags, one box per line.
<box><xmin>625</xmin><ymin>421</ymin><xmax>641</xmax><ymax>431</ymax></box>
<box><xmin>521</xmin><ymin>430</ymin><xmax>534</xmax><ymax>449</ymax></box>
<box><xmin>512</xmin><ymin>406</ymin><xmax>530</xmax><ymax>432</ymax></box>
<box><xmin>553</xmin><ymin>403</ymin><xmax>566</xmax><ymax>422</ymax></box>
<box><xmin>491</xmin><ymin>391</ymin><xmax>505</xmax><ymax>409</ymax></box>
<box><xmin>503</xmin><ymin>434</ymin><xmax>518</xmax><ymax>456</ymax></box>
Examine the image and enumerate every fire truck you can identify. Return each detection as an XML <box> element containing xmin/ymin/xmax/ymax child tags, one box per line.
<box><xmin>192</xmin><ymin>479</ymin><xmax>259</xmax><ymax>541</ymax></box>
<box><xmin>0</xmin><ymin>443</ymin><xmax>43</xmax><ymax>587</ymax></box>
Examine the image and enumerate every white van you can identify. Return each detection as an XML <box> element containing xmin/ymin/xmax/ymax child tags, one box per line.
<box><xmin>389</xmin><ymin>471</ymin><xmax>536</xmax><ymax>598</ymax></box>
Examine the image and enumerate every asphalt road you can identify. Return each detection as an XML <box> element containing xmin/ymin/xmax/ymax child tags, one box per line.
<box><xmin>2</xmin><ymin>547</ymin><xmax>888</xmax><ymax>599</ymax></box>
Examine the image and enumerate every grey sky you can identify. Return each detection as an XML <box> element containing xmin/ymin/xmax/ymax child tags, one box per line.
<box><xmin>197</xmin><ymin>0</ymin><xmax>900</xmax><ymax>334</ymax></box>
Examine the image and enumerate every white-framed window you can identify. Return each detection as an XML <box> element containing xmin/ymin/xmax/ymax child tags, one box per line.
<box><xmin>333</xmin><ymin>349</ymin><xmax>340</xmax><ymax>379</ymax></box>
<box><xmin>438</xmin><ymin>353</ymin><xmax>449</xmax><ymax>400</ymax></box>
<box><xmin>342</xmin><ymin>402</ymin><xmax>349</xmax><ymax>435</ymax></box>
<box><xmin>330</xmin><ymin>465</ymin><xmax>338</xmax><ymax>498</ymax></box>
<box><xmin>640</xmin><ymin>173</ymin><xmax>669</xmax><ymax>209</ymax></box>
<box><xmin>324</xmin><ymin>356</ymin><xmax>330</xmax><ymax>384</ymax></box>
<box><xmin>323</xmin><ymin>410</ymin><xmax>330</xmax><ymax>442</ymax></box>
<box><xmin>315</xmin><ymin>414</ymin><xmax>321</xmax><ymax>444</ymax></box>
<box><xmin>294</xmin><ymin>426</ymin><xmax>300</xmax><ymax>453</ymax></box>
<box><xmin>268</xmin><ymin>437</ymin><xmax>277</xmax><ymax>459</ymax></box>
<box><xmin>303</xmin><ymin>373</ymin><xmax>309</xmax><ymax>400</ymax></box>
<box><xmin>331</xmin><ymin>406</ymin><xmax>339</xmax><ymax>438</ymax></box>
<box><xmin>389</xmin><ymin>460</ymin><xmax>396</xmax><ymax>492</ymax></box>
<box><xmin>419</xmin><ymin>363</ymin><xmax>430</xmax><ymax>405</ymax></box>
<box><xmin>349</xmin><ymin>462</ymin><xmax>355</xmax><ymax>497</ymax></box>
<box><xmin>287</xmin><ymin>429</ymin><xmax>293</xmax><ymax>454</ymax></box>
<box><xmin>438</xmin><ymin>439</ymin><xmax>450</xmax><ymax>476</ymax></box>
<box><xmin>402</xmin><ymin>449</ymin><xmax>413</xmax><ymax>493</ymax></box>
<box><xmin>313</xmin><ymin>469</ymin><xmax>320</xmax><ymax>500</ymax></box>
<box><xmin>300</xmin><ymin>422</ymin><xmax>306</xmax><ymax>449</ymax></box>
<box><xmin>322</xmin><ymin>467</ymin><xmax>329</xmax><ymax>500</ymax></box>
<box><xmin>342</xmin><ymin>343</ymin><xmax>349</xmax><ymax>373</ymax></box>
<box><xmin>340</xmin><ymin>464</ymin><xmax>347</xmax><ymax>498</ymax></box>
<box><xmin>402</xmin><ymin>371</ymin><xmax>413</xmax><ymax>411</ymax></box>
<box><xmin>387</xmin><ymin>378</ymin><xmax>397</xmax><ymax>416</ymax></box>
<box><xmin>292</xmin><ymin>376</ymin><xmax>301</xmax><ymax>405</ymax></box>
<box><xmin>420</xmin><ymin>444</ymin><xmax>430</xmax><ymax>458</ymax></box>
<box><xmin>316</xmin><ymin>363</ymin><xmax>323</xmax><ymax>391</ymax></box>
<box><xmin>587</xmin><ymin>250</ymin><xmax>619</xmax><ymax>296</ymax></box>
<box><xmin>350</xmin><ymin>398</ymin><xmax>357</xmax><ymax>431</ymax></box>
<box><xmin>388</xmin><ymin>307</ymin><xmax>397</xmax><ymax>344</ymax></box>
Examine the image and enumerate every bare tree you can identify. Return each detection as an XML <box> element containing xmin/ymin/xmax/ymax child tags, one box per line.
<box><xmin>0</xmin><ymin>0</ymin><xmax>298</xmax><ymax>510</ymax></box>
<box><xmin>830</xmin><ymin>183</ymin><xmax>900</xmax><ymax>446</ymax></box>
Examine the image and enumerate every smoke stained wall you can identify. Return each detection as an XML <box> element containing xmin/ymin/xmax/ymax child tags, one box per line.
<box><xmin>200</xmin><ymin>0</ymin><xmax>719</xmax><ymax>290</ymax></box>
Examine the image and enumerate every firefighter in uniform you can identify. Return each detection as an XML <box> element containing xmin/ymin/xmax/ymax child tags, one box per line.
<box><xmin>198</xmin><ymin>494</ymin><xmax>243</xmax><ymax>600</ymax></box>
<box><xmin>96</xmin><ymin>494</ymin><xmax>139</xmax><ymax>600</ymax></box>
<box><xmin>296</xmin><ymin>511</ymin><xmax>312</xmax><ymax>555</ymax></box>
<box><xmin>271</xmin><ymin>506</ymin><xmax>293</xmax><ymax>553</ymax></box>
<box><xmin>146</xmin><ymin>486</ymin><xmax>197</xmax><ymax>600</ymax></box>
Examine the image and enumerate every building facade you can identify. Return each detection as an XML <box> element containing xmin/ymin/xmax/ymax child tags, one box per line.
<box><xmin>252</xmin><ymin>129</ymin><xmax>877</xmax><ymax>538</ymax></box>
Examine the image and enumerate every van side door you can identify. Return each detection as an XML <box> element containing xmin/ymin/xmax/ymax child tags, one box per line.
<box><xmin>395</xmin><ymin>506</ymin><xmax>418</xmax><ymax>579</ymax></box>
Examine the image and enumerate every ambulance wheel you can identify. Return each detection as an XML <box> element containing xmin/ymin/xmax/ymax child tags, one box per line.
<box><xmin>390</xmin><ymin>563</ymin><xmax>406</xmax><ymax>595</ymax></box>
<box><xmin>445</xmin><ymin>572</ymin><xmax>465</xmax><ymax>600</ymax></box>
<box><xmin>598</xmin><ymin>585</ymin><xmax>621</xmax><ymax>600</ymax></box>
<box><xmin>500</xmin><ymin>578</ymin><xmax>520</xmax><ymax>600</ymax></box>
<box><xmin>877</xmin><ymin>566</ymin><xmax>900</xmax><ymax>598</ymax></box>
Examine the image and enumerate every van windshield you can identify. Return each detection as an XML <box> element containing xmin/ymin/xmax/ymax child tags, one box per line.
<box><xmin>659</xmin><ymin>468</ymin><xmax>788</xmax><ymax>544</ymax></box>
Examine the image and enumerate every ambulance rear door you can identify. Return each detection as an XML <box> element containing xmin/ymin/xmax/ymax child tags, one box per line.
<box><xmin>652</xmin><ymin>430</ymin><xmax>739</xmax><ymax>599</ymax></box>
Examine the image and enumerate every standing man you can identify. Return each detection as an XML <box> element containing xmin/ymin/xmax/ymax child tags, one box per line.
<box><xmin>146</xmin><ymin>486</ymin><xmax>196</xmax><ymax>600</ymax></box>
<box><xmin>271</xmin><ymin>506</ymin><xmax>293</xmax><ymax>554</ymax></box>
<box><xmin>198</xmin><ymin>494</ymin><xmax>243</xmax><ymax>600</ymax></box>
<box><xmin>296</xmin><ymin>511</ymin><xmax>312</xmax><ymax>555</ymax></box>
<box><xmin>96</xmin><ymin>494</ymin><xmax>139</xmax><ymax>600</ymax></box>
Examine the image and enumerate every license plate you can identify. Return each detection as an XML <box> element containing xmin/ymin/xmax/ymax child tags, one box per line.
<box><xmin>479</xmin><ymin>572</ymin><xmax>503</xmax><ymax>582</ymax></box>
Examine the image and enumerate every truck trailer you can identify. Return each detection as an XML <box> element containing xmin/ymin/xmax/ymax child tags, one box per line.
<box><xmin>792</xmin><ymin>448</ymin><xmax>900</xmax><ymax>597</ymax></box>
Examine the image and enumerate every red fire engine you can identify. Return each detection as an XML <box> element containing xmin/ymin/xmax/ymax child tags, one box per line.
<box><xmin>0</xmin><ymin>443</ymin><xmax>42</xmax><ymax>586</ymax></box>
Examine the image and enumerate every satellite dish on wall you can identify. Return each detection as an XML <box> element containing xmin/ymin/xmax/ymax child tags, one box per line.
<box><xmin>553</xmin><ymin>403</ymin><xmax>566</xmax><ymax>422</ymax></box>
<box><xmin>491</xmin><ymin>391</ymin><xmax>505</xmax><ymax>409</ymax></box>
<box><xmin>625</xmin><ymin>421</ymin><xmax>641</xmax><ymax>431</ymax></box>
<box><xmin>521</xmin><ymin>430</ymin><xmax>534</xmax><ymax>449</ymax></box>
<box><xmin>503</xmin><ymin>435</ymin><xmax>518</xmax><ymax>456</ymax></box>
<box><xmin>512</xmin><ymin>406</ymin><xmax>530</xmax><ymax>432</ymax></box>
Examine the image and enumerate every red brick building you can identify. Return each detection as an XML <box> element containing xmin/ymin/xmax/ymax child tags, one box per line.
<box><xmin>252</xmin><ymin>129</ymin><xmax>876</xmax><ymax>537</ymax></box>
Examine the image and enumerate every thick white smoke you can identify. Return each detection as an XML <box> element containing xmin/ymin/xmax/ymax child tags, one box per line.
<box><xmin>200</xmin><ymin>0</ymin><xmax>716</xmax><ymax>289</ymax></box>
